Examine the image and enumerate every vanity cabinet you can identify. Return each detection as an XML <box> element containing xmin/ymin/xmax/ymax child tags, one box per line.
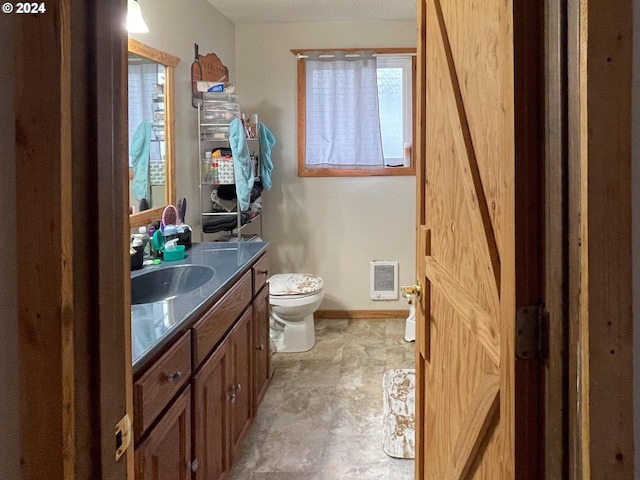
<box><xmin>252</xmin><ymin>252</ymin><xmax>270</xmax><ymax>409</ymax></box>
<box><xmin>253</xmin><ymin>285</ymin><xmax>270</xmax><ymax>407</ymax></box>
<box><xmin>134</xmin><ymin>331</ymin><xmax>192</xmax><ymax>439</ymax></box>
<box><xmin>133</xmin><ymin>250</ymin><xmax>271</xmax><ymax>480</ymax></box>
<box><xmin>192</xmin><ymin>294</ymin><xmax>255</xmax><ymax>479</ymax></box>
<box><xmin>135</xmin><ymin>387</ymin><xmax>192</xmax><ymax>480</ymax></box>
<box><xmin>227</xmin><ymin>308</ymin><xmax>254</xmax><ymax>461</ymax></box>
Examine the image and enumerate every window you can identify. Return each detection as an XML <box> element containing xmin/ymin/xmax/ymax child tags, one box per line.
<box><xmin>294</xmin><ymin>48</ymin><xmax>415</xmax><ymax>177</ymax></box>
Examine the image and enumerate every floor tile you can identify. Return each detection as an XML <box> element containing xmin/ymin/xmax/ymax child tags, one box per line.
<box><xmin>229</xmin><ymin>318</ymin><xmax>416</xmax><ymax>479</ymax></box>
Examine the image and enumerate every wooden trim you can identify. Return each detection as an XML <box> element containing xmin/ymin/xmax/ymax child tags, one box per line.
<box><xmin>128</xmin><ymin>39</ymin><xmax>180</xmax><ymax>229</ymax></box>
<box><xmin>567</xmin><ymin>0</ymin><xmax>581</xmax><ymax>475</ymax></box>
<box><xmin>293</xmin><ymin>47</ymin><xmax>417</xmax><ymax>178</ymax></box>
<box><xmin>514</xmin><ymin>0</ymin><xmax>545</xmax><ymax>478</ymax></box>
<box><xmin>315</xmin><ymin>310</ymin><xmax>409</xmax><ymax>320</ymax></box>
<box><xmin>130</xmin><ymin>205</ymin><xmax>165</xmax><ymax>229</ymax></box>
<box><xmin>449</xmin><ymin>373</ymin><xmax>500</xmax><ymax>479</ymax></box>
<box><xmin>17</xmin><ymin>1</ymin><xmax>130</xmax><ymax>478</ymax></box>
<box><xmin>96</xmin><ymin>0</ymin><xmax>130</xmax><ymax>477</ymax></box>
<box><xmin>568</xmin><ymin>0</ymin><xmax>634</xmax><ymax>476</ymax></box>
<box><xmin>544</xmin><ymin>0</ymin><xmax>569</xmax><ymax>477</ymax></box>
<box><xmin>569</xmin><ymin>0</ymin><xmax>634</xmax><ymax>476</ymax></box>
<box><xmin>299</xmin><ymin>166</ymin><xmax>415</xmax><ymax>177</ymax></box>
<box><xmin>296</xmin><ymin>55</ymin><xmax>306</xmax><ymax>179</ymax></box>
<box><xmin>16</xmin><ymin>3</ymin><xmax>75</xmax><ymax>477</ymax></box>
<box><xmin>128</xmin><ymin>37</ymin><xmax>180</xmax><ymax>67</ymax></box>
<box><xmin>415</xmin><ymin>1</ymin><xmax>427</xmax><ymax>477</ymax></box>
<box><xmin>424</xmin><ymin>256</ymin><xmax>499</xmax><ymax>366</ymax></box>
<box><xmin>165</xmin><ymin>65</ymin><xmax>176</xmax><ymax>207</ymax></box>
<box><xmin>291</xmin><ymin>47</ymin><xmax>416</xmax><ymax>56</ymax></box>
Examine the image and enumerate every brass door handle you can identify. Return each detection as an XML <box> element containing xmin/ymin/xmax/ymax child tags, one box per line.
<box><xmin>401</xmin><ymin>282</ymin><xmax>422</xmax><ymax>297</ymax></box>
<box><xmin>401</xmin><ymin>281</ymin><xmax>422</xmax><ymax>304</ymax></box>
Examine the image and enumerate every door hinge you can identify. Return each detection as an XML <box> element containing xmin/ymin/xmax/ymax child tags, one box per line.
<box><xmin>516</xmin><ymin>304</ymin><xmax>549</xmax><ymax>364</ymax></box>
<box><xmin>115</xmin><ymin>413</ymin><xmax>132</xmax><ymax>462</ymax></box>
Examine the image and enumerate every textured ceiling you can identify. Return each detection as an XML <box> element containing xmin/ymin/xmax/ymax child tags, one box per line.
<box><xmin>207</xmin><ymin>0</ymin><xmax>416</xmax><ymax>24</ymax></box>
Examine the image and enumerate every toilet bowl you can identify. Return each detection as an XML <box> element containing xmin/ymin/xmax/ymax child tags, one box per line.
<box><xmin>268</xmin><ymin>273</ymin><xmax>324</xmax><ymax>353</ymax></box>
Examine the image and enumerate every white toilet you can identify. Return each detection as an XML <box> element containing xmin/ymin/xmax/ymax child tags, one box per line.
<box><xmin>268</xmin><ymin>273</ymin><xmax>324</xmax><ymax>353</ymax></box>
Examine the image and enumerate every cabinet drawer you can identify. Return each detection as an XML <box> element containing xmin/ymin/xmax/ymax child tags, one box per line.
<box><xmin>192</xmin><ymin>270</ymin><xmax>252</xmax><ymax>367</ymax></box>
<box><xmin>252</xmin><ymin>253</ymin><xmax>270</xmax><ymax>295</ymax></box>
<box><xmin>134</xmin><ymin>331</ymin><xmax>191</xmax><ymax>438</ymax></box>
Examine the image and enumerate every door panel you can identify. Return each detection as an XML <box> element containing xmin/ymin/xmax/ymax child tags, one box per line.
<box><xmin>415</xmin><ymin>0</ymin><xmax>538</xmax><ymax>477</ymax></box>
<box><xmin>193</xmin><ymin>343</ymin><xmax>229</xmax><ymax>480</ymax></box>
<box><xmin>136</xmin><ymin>387</ymin><xmax>191</xmax><ymax>480</ymax></box>
<box><xmin>228</xmin><ymin>308</ymin><xmax>253</xmax><ymax>462</ymax></box>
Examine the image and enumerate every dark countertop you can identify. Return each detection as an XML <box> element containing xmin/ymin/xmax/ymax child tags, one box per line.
<box><xmin>131</xmin><ymin>241</ymin><xmax>269</xmax><ymax>374</ymax></box>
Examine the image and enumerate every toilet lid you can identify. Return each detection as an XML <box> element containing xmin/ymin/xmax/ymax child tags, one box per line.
<box><xmin>268</xmin><ymin>273</ymin><xmax>324</xmax><ymax>296</ymax></box>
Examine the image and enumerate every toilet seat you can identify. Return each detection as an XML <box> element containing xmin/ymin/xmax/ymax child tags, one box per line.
<box><xmin>268</xmin><ymin>273</ymin><xmax>324</xmax><ymax>300</ymax></box>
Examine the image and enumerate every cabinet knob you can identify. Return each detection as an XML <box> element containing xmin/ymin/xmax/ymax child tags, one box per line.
<box><xmin>257</xmin><ymin>269</ymin><xmax>269</xmax><ymax>276</ymax></box>
<box><xmin>189</xmin><ymin>459</ymin><xmax>199</xmax><ymax>472</ymax></box>
<box><xmin>228</xmin><ymin>393</ymin><xmax>237</xmax><ymax>404</ymax></box>
<box><xmin>166</xmin><ymin>372</ymin><xmax>182</xmax><ymax>384</ymax></box>
<box><xmin>236</xmin><ymin>383</ymin><xmax>242</xmax><ymax>392</ymax></box>
<box><xmin>257</xmin><ymin>343</ymin><xmax>265</xmax><ymax>351</ymax></box>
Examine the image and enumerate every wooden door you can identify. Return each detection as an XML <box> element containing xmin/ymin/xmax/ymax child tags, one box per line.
<box><xmin>136</xmin><ymin>387</ymin><xmax>192</xmax><ymax>480</ymax></box>
<box><xmin>414</xmin><ymin>0</ymin><xmax>543</xmax><ymax>478</ymax></box>
<box><xmin>193</xmin><ymin>342</ymin><xmax>230</xmax><ymax>480</ymax></box>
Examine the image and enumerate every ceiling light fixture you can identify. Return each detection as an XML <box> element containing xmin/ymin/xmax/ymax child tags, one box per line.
<box><xmin>127</xmin><ymin>0</ymin><xmax>149</xmax><ymax>33</ymax></box>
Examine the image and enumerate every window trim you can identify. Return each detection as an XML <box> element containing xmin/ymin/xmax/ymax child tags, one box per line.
<box><xmin>292</xmin><ymin>47</ymin><xmax>417</xmax><ymax>178</ymax></box>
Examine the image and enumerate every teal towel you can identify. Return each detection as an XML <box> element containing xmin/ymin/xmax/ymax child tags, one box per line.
<box><xmin>229</xmin><ymin>118</ymin><xmax>254</xmax><ymax>211</ymax></box>
<box><xmin>258</xmin><ymin>122</ymin><xmax>275</xmax><ymax>190</ymax></box>
<box><xmin>130</xmin><ymin>121</ymin><xmax>152</xmax><ymax>202</ymax></box>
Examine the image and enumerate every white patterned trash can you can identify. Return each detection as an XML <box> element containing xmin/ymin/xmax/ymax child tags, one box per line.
<box><xmin>382</xmin><ymin>368</ymin><xmax>415</xmax><ymax>459</ymax></box>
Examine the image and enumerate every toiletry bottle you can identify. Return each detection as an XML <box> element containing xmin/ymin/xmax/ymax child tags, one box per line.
<box><xmin>204</xmin><ymin>151</ymin><xmax>212</xmax><ymax>184</ymax></box>
<box><xmin>251</xmin><ymin>151</ymin><xmax>259</xmax><ymax>176</ymax></box>
<box><xmin>138</xmin><ymin>226</ymin><xmax>150</xmax><ymax>258</ymax></box>
<box><xmin>212</xmin><ymin>158</ymin><xmax>219</xmax><ymax>184</ymax></box>
<box><xmin>131</xmin><ymin>237</ymin><xmax>144</xmax><ymax>270</ymax></box>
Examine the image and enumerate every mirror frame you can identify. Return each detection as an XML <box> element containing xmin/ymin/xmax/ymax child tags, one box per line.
<box><xmin>128</xmin><ymin>38</ymin><xmax>180</xmax><ymax>229</ymax></box>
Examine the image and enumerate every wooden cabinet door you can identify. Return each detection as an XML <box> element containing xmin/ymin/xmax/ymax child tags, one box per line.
<box><xmin>414</xmin><ymin>0</ymin><xmax>543</xmax><ymax>478</ymax></box>
<box><xmin>227</xmin><ymin>307</ymin><xmax>253</xmax><ymax>462</ymax></box>
<box><xmin>192</xmin><ymin>343</ymin><xmax>230</xmax><ymax>480</ymax></box>
<box><xmin>135</xmin><ymin>387</ymin><xmax>191</xmax><ymax>480</ymax></box>
<box><xmin>253</xmin><ymin>285</ymin><xmax>270</xmax><ymax>408</ymax></box>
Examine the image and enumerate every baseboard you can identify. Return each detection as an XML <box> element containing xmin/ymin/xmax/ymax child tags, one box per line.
<box><xmin>315</xmin><ymin>310</ymin><xmax>410</xmax><ymax>320</ymax></box>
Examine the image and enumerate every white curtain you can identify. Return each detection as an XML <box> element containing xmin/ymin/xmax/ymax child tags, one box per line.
<box><xmin>305</xmin><ymin>52</ymin><xmax>384</xmax><ymax>169</ymax></box>
<box><xmin>128</xmin><ymin>63</ymin><xmax>163</xmax><ymax>166</ymax></box>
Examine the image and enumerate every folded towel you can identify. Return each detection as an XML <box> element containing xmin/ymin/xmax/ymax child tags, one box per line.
<box><xmin>258</xmin><ymin>122</ymin><xmax>276</xmax><ymax>190</ymax></box>
<box><xmin>229</xmin><ymin>118</ymin><xmax>254</xmax><ymax>211</ymax></box>
<box><xmin>130</xmin><ymin>121</ymin><xmax>152</xmax><ymax>201</ymax></box>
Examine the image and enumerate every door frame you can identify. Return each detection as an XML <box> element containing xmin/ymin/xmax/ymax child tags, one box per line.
<box><xmin>544</xmin><ymin>0</ymin><xmax>569</xmax><ymax>477</ymax></box>
<box><xmin>566</xmin><ymin>0</ymin><xmax>634</xmax><ymax>477</ymax></box>
<box><xmin>15</xmin><ymin>1</ymin><xmax>133</xmax><ymax>478</ymax></box>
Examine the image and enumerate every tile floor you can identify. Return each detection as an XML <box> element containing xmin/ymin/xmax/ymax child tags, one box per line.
<box><xmin>229</xmin><ymin>318</ymin><xmax>416</xmax><ymax>480</ymax></box>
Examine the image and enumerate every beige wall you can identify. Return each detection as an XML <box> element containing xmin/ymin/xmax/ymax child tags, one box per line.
<box><xmin>235</xmin><ymin>21</ymin><xmax>417</xmax><ymax>311</ymax></box>
<box><xmin>132</xmin><ymin>0</ymin><xmax>236</xmax><ymax>231</ymax></box>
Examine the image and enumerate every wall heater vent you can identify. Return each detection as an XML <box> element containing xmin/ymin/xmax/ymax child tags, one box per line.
<box><xmin>370</xmin><ymin>261</ymin><xmax>399</xmax><ymax>300</ymax></box>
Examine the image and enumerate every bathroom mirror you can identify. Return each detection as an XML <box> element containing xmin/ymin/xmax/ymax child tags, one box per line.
<box><xmin>128</xmin><ymin>38</ymin><xmax>180</xmax><ymax>229</ymax></box>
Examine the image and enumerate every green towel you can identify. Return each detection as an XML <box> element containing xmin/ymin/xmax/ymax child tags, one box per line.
<box><xmin>258</xmin><ymin>122</ymin><xmax>275</xmax><ymax>190</ymax></box>
<box><xmin>130</xmin><ymin>121</ymin><xmax>152</xmax><ymax>202</ymax></box>
<box><xmin>229</xmin><ymin>118</ymin><xmax>254</xmax><ymax>211</ymax></box>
